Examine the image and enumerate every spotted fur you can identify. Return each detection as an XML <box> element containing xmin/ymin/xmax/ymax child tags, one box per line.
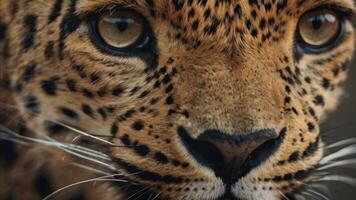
<box><xmin>0</xmin><ymin>0</ymin><xmax>355</xmax><ymax>200</ymax></box>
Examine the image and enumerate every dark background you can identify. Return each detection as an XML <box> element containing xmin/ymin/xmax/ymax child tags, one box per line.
<box><xmin>319</xmin><ymin>52</ymin><xmax>356</xmax><ymax>198</ymax></box>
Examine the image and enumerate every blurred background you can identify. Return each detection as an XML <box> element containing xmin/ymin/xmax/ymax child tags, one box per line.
<box><xmin>319</xmin><ymin>55</ymin><xmax>356</xmax><ymax>199</ymax></box>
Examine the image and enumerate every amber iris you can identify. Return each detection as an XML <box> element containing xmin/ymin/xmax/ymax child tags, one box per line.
<box><xmin>298</xmin><ymin>9</ymin><xmax>340</xmax><ymax>47</ymax></box>
<box><xmin>97</xmin><ymin>10</ymin><xmax>145</xmax><ymax>49</ymax></box>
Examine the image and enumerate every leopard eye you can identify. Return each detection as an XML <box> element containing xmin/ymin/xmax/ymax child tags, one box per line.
<box><xmin>297</xmin><ymin>8</ymin><xmax>344</xmax><ymax>52</ymax></box>
<box><xmin>97</xmin><ymin>10</ymin><xmax>145</xmax><ymax>49</ymax></box>
<box><xmin>89</xmin><ymin>9</ymin><xmax>153</xmax><ymax>54</ymax></box>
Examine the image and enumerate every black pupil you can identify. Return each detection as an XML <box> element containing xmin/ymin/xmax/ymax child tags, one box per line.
<box><xmin>116</xmin><ymin>21</ymin><xmax>129</xmax><ymax>32</ymax></box>
<box><xmin>311</xmin><ymin>15</ymin><xmax>324</xmax><ymax>30</ymax></box>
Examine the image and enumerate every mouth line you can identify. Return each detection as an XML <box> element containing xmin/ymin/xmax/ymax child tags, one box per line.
<box><xmin>178</xmin><ymin>127</ymin><xmax>286</xmax><ymax>184</ymax></box>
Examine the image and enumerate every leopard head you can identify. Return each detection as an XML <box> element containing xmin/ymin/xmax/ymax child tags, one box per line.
<box><xmin>0</xmin><ymin>0</ymin><xmax>355</xmax><ymax>199</ymax></box>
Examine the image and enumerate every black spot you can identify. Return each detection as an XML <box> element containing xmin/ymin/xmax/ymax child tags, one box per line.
<box><xmin>44</xmin><ymin>41</ymin><xmax>55</xmax><ymax>58</ymax></box>
<box><xmin>97</xmin><ymin>108</ymin><xmax>107</xmax><ymax>120</ymax></box>
<box><xmin>44</xmin><ymin>121</ymin><xmax>66</xmax><ymax>134</ymax></box>
<box><xmin>66</xmin><ymin>79</ymin><xmax>77</xmax><ymax>91</ymax></box>
<box><xmin>111</xmin><ymin>123</ymin><xmax>119</xmax><ymax>135</ymax></box>
<box><xmin>192</xmin><ymin>20</ymin><xmax>199</xmax><ymax>30</ymax></box>
<box><xmin>162</xmin><ymin>74</ymin><xmax>172</xmax><ymax>84</ymax></box>
<box><xmin>188</xmin><ymin>8</ymin><xmax>196</xmax><ymax>18</ymax></box>
<box><xmin>204</xmin><ymin>8</ymin><xmax>211</xmax><ymax>19</ymax></box>
<box><xmin>276</xmin><ymin>0</ymin><xmax>288</xmax><ymax>14</ymax></box>
<box><xmin>41</xmin><ymin>79</ymin><xmax>57</xmax><ymax>96</ymax></box>
<box><xmin>302</xmin><ymin>138</ymin><xmax>319</xmax><ymax>157</ymax></box>
<box><xmin>0</xmin><ymin>21</ymin><xmax>8</xmax><ymax>41</ymax></box>
<box><xmin>34</xmin><ymin>167</ymin><xmax>54</xmax><ymax>197</ymax></box>
<box><xmin>59</xmin><ymin>0</ymin><xmax>80</xmax><ymax>59</ymax></box>
<box><xmin>22</xmin><ymin>63</ymin><xmax>37</xmax><ymax>82</ymax></box>
<box><xmin>288</xmin><ymin>152</ymin><xmax>300</xmax><ymax>162</ymax></box>
<box><xmin>313</xmin><ymin>95</ymin><xmax>325</xmax><ymax>106</ymax></box>
<box><xmin>172</xmin><ymin>0</ymin><xmax>184</xmax><ymax>11</ymax></box>
<box><xmin>322</xmin><ymin>78</ymin><xmax>331</xmax><ymax>89</ymax></box>
<box><xmin>307</xmin><ymin>122</ymin><xmax>315</xmax><ymax>132</ymax></box>
<box><xmin>248</xmin><ymin>0</ymin><xmax>258</xmax><ymax>6</ymax></box>
<box><xmin>132</xmin><ymin>121</ymin><xmax>144</xmax><ymax>131</ymax></box>
<box><xmin>204</xmin><ymin>17</ymin><xmax>219</xmax><ymax>35</ymax></box>
<box><xmin>165</xmin><ymin>84</ymin><xmax>174</xmax><ymax>93</ymax></box>
<box><xmin>90</xmin><ymin>73</ymin><xmax>100</xmax><ymax>84</ymax></box>
<box><xmin>48</xmin><ymin>0</ymin><xmax>64</xmax><ymax>23</ymax></box>
<box><xmin>81</xmin><ymin>104</ymin><xmax>94</xmax><ymax>118</ymax></box>
<box><xmin>22</xmin><ymin>14</ymin><xmax>37</xmax><ymax>49</ymax></box>
<box><xmin>120</xmin><ymin>135</ymin><xmax>131</xmax><ymax>146</ymax></box>
<box><xmin>166</xmin><ymin>96</ymin><xmax>174</xmax><ymax>105</ymax></box>
<box><xmin>139</xmin><ymin>90</ymin><xmax>150</xmax><ymax>98</ymax></box>
<box><xmin>24</xmin><ymin>95</ymin><xmax>40</xmax><ymax>115</ymax></box>
<box><xmin>60</xmin><ymin>107</ymin><xmax>79</xmax><ymax>119</ymax></box>
<box><xmin>154</xmin><ymin>152</ymin><xmax>169</xmax><ymax>164</ymax></box>
<box><xmin>0</xmin><ymin>140</ymin><xmax>18</xmax><ymax>169</ymax></box>
<box><xmin>134</xmin><ymin>145</ymin><xmax>150</xmax><ymax>156</ymax></box>
<box><xmin>82</xmin><ymin>89</ymin><xmax>94</xmax><ymax>98</ymax></box>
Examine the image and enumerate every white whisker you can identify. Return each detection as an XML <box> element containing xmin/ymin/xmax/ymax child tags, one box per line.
<box><xmin>321</xmin><ymin>145</ymin><xmax>356</xmax><ymax>164</ymax></box>
<box><xmin>52</xmin><ymin>142</ymin><xmax>116</xmax><ymax>170</ymax></box>
<box><xmin>301</xmin><ymin>191</ymin><xmax>321</xmax><ymax>200</ymax></box>
<box><xmin>71</xmin><ymin>163</ymin><xmax>113</xmax><ymax>176</ymax></box>
<box><xmin>127</xmin><ymin>185</ymin><xmax>152</xmax><ymax>200</ymax></box>
<box><xmin>294</xmin><ymin>194</ymin><xmax>306</xmax><ymax>200</ymax></box>
<box><xmin>317</xmin><ymin>159</ymin><xmax>356</xmax><ymax>171</ymax></box>
<box><xmin>42</xmin><ymin>174</ymin><xmax>128</xmax><ymax>200</ymax></box>
<box><xmin>0</xmin><ymin>127</ymin><xmax>116</xmax><ymax>170</ymax></box>
<box><xmin>308</xmin><ymin>183</ymin><xmax>331</xmax><ymax>198</ymax></box>
<box><xmin>55</xmin><ymin>121</ymin><xmax>114</xmax><ymax>146</ymax></box>
<box><xmin>45</xmin><ymin>136</ymin><xmax>110</xmax><ymax>160</ymax></box>
<box><xmin>305</xmin><ymin>189</ymin><xmax>329</xmax><ymax>200</ymax></box>
<box><xmin>326</xmin><ymin>138</ymin><xmax>356</xmax><ymax>150</ymax></box>
<box><xmin>149</xmin><ymin>192</ymin><xmax>162</xmax><ymax>200</ymax></box>
<box><xmin>313</xmin><ymin>175</ymin><xmax>356</xmax><ymax>188</ymax></box>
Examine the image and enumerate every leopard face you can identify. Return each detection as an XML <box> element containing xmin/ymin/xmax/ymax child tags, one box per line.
<box><xmin>0</xmin><ymin>0</ymin><xmax>355</xmax><ymax>199</ymax></box>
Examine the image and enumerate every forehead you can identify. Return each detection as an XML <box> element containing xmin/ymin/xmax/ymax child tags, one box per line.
<box><xmin>78</xmin><ymin>0</ymin><xmax>355</xmax><ymax>15</ymax></box>
<box><xmin>77</xmin><ymin>0</ymin><xmax>354</xmax><ymax>49</ymax></box>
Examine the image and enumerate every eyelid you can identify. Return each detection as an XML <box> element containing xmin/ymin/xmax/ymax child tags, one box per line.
<box><xmin>310</xmin><ymin>4</ymin><xmax>355</xmax><ymax>20</ymax></box>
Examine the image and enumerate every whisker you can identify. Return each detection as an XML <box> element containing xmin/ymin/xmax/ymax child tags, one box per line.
<box><xmin>301</xmin><ymin>191</ymin><xmax>321</xmax><ymax>200</ymax></box>
<box><xmin>307</xmin><ymin>183</ymin><xmax>331</xmax><ymax>198</ymax></box>
<box><xmin>127</xmin><ymin>185</ymin><xmax>152</xmax><ymax>200</ymax></box>
<box><xmin>131</xmin><ymin>185</ymin><xmax>154</xmax><ymax>200</ymax></box>
<box><xmin>0</xmin><ymin>104</ymin><xmax>119</xmax><ymax>147</ymax></box>
<box><xmin>42</xmin><ymin>174</ymin><xmax>129</xmax><ymax>200</ymax></box>
<box><xmin>317</xmin><ymin>159</ymin><xmax>356</xmax><ymax>171</ymax></box>
<box><xmin>54</xmin><ymin>121</ymin><xmax>115</xmax><ymax>146</ymax></box>
<box><xmin>294</xmin><ymin>194</ymin><xmax>306</xmax><ymax>200</ymax></box>
<box><xmin>279</xmin><ymin>191</ymin><xmax>291</xmax><ymax>200</ymax></box>
<box><xmin>321</xmin><ymin>145</ymin><xmax>356</xmax><ymax>164</ymax></box>
<box><xmin>70</xmin><ymin>163</ymin><xmax>113</xmax><ymax>176</ymax></box>
<box><xmin>312</xmin><ymin>175</ymin><xmax>356</xmax><ymax>188</ymax></box>
<box><xmin>305</xmin><ymin>189</ymin><xmax>329</xmax><ymax>200</ymax></box>
<box><xmin>0</xmin><ymin>126</ymin><xmax>117</xmax><ymax>170</ymax></box>
<box><xmin>325</xmin><ymin>138</ymin><xmax>356</xmax><ymax>150</ymax></box>
<box><xmin>49</xmin><ymin>141</ymin><xmax>116</xmax><ymax>170</ymax></box>
<box><xmin>149</xmin><ymin>192</ymin><xmax>162</xmax><ymax>200</ymax></box>
<box><xmin>45</xmin><ymin>136</ymin><xmax>110</xmax><ymax>160</ymax></box>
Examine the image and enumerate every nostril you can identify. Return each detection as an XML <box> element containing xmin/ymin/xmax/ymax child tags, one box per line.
<box><xmin>178</xmin><ymin>127</ymin><xmax>224</xmax><ymax>172</ymax></box>
<box><xmin>178</xmin><ymin>127</ymin><xmax>283</xmax><ymax>183</ymax></box>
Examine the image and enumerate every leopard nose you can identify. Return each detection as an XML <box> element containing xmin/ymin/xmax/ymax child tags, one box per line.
<box><xmin>178</xmin><ymin>128</ymin><xmax>280</xmax><ymax>181</ymax></box>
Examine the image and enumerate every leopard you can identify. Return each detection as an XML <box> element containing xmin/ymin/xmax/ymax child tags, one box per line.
<box><xmin>0</xmin><ymin>0</ymin><xmax>355</xmax><ymax>199</ymax></box>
